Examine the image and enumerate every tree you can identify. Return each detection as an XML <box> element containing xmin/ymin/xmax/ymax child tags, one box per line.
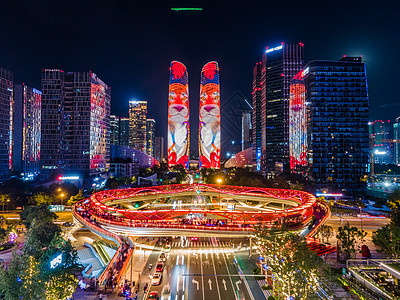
<box><xmin>336</xmin><ymin>222</ymin><xmax>367</xmax><ymax>259</ymax></box>
<box><xmin>28</xmin><ymin>193</ymin><xmax>54</xmax><ymax>206</ymax></box>
<box><xmin>0</xmin><ymin>194</ymin><xmax>11</xmax><ymax>211</ymax></box>
<box><xmin>67</xmin><ymin>189</ymin><xmax>84</xmax><ymax>206</ymax></box>
<box><xmin>387</xmin><ymin>188</ymin><xmax>400</xmax><ymax>227</ymax></box>
<box><xmin>255</xmin><ymin>226</ymin><xmax>333</xmax><ymax>299</ymax></box>
<box><xmin>317</xmin><ymin>224</ymin><xmax>333</xmax><ymax>244</ymax></box>
<box><xmin>23</xmin><ymin>220</ymin><xmax>61</xmax><ymax>259</ymax></box>
<box><xmin>20</xmin><ymin>204</ymin><xmax>58</xmax><ymax>229</ymax></box>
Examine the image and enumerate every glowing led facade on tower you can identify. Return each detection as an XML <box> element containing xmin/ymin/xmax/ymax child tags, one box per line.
<box><xmin>289</xmin><ymin>71</ymin><xmax>307</xmax><ymax>173</ymax></box>
<box><xmin>199</xmin><ymin>61</ymin><xmax>220</xmax><ymax>169</ymax></box>
<box><xmin>168</xmin><ymin>61</ymin><xmax>189</xmax><ymax>168</ymax></box>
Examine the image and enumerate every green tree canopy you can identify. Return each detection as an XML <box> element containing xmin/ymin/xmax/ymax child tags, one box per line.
<box><xmin>337</xmin><ymin>222</ymin><xmax>367</xmax><ymax>259</ymax></box>
<box><xmin>28</xmin><ymin>193</ymin><xmax>54</xmax><ymax>206</ymax></box>
<box><xmin>23</xmin><ymin>220</ymin><xmax>61</xmax><ymax>259</ymax></box>
<box><xmin>20</xmin><ymin>204</ymin><xmax>58</xmax><ymax>229</ymax></box>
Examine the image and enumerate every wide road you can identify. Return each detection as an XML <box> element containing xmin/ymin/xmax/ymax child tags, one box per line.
<box><xmin>144</xmin><ymin>237</ymin><xmax>254</xmax><ymax>300</ymax></box>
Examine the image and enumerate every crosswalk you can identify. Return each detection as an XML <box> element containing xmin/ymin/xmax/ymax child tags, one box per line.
<box><xmin>171</xmin><ymin>241</ymin><xmax>232</xmax><ymax>248</ymax></box>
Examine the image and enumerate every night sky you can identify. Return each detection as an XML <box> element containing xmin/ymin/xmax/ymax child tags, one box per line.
<box><xmin>1</xmin><ymin>0</ymin><xmax>399</xmax><ymax>138</ymax></box>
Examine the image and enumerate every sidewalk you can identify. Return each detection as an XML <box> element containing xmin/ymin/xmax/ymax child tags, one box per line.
<box><xmin>234</xmin><ymin>251</ymin><xmax>267</xmax><ymax>300</ymax></box>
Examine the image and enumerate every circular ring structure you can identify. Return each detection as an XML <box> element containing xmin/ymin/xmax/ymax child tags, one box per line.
<box><xmin>83</xmin><ymin>184</ymin><xmax>318</xmax><ymax>227</ymax></box>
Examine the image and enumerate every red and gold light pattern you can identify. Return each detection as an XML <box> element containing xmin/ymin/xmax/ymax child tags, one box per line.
<box><xmin>168</xmin><ymin>61</ymin><xmax>190</xmax><ymax>169</ymax></box>
<box><xmin>199</xmin><ymin>61</ymin><xmax>220</xmax><ymax>169</ymax></box>
<box><xmin>86</xmin><ymin>184</ymin><xmax>318</xmax><ymax>224</ymax></box>
<box><xmin>289</xmin><ymin>72</ymin><xmax>307</xmax><ymax>171</ymax></box>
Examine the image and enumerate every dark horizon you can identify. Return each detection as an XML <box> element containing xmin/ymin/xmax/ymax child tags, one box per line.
<box><xmin>1</xmin><ymin>0</ymin><xmax>399</xmax><ymax>139</ymax></box>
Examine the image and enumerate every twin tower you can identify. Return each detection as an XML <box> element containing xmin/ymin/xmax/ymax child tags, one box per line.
<box><xmin>167</xmin><ymin>61</ymin><xmax>221</xmax><ymax>169</ymax></box>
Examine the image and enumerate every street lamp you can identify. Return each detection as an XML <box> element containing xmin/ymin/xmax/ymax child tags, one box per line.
<box><xmin>60</xmin><ymin>193</ymin><xmax>64</xmax><ymax>207</ymax></box>
<box><xmin>217</xmin><ymin>178</ymin><xmax>222</xmax><ymax>208</ymax></box>
<box><xmin>359</xmin><ymin>206</ymin><xmax>363</xmax><ymax>231</ymax></box>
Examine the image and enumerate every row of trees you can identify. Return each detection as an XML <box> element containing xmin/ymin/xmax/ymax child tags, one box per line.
<box><xmin>0</xmin><ymin>180</ymin><xmax>85</xmax><ymax>209</ymax></box>
<box><xmin>256</xmin><ymin>226</ymin><xmax>335</xmax><ymax>299</ymax></box>
<box><xmin>201</xmin><ymin>167</ymin><xmax>309</xmax><ymax>191</ymax></box>
<box><xmin>0</xmin><ymin>204</ymin><xmax>81</xmax><ymax>299</ymax></box>
<box><xmin>372</xmin><ymin>188</ymin><xmax>400</xmax><ymax>258</ymax></box>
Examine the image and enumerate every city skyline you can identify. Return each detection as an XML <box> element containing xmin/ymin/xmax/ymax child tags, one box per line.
<box><xmin>1</xmin><ymin>1</ymin><xmax>399</xmax><ymax>140</ymax></box>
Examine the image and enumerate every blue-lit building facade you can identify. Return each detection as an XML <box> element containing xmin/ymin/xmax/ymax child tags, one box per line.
<box><xmin>299</xmin><ymin>57</ymin><xmax>369</xmax><ymax>195</ymax></box>
<box><xmin>13</xmin><ymin>84</ymin><xmax>42</xmax><ymax>179</ymax></box>
<box><xmin>0</xmin><ymin>67</ymin><xmax>13</xmax><ymax>180</ymax></box>
<box><xmin>261</xmin><ymin>43</ymin><xmax>304</xmax><ymax>175</ymax></box>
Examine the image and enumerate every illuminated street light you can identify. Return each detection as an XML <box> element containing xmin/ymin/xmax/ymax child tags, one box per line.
<box><xmin>60</xmin><ymin>193</ymin><xmax>64</xmax><ymax>206</ymax></box>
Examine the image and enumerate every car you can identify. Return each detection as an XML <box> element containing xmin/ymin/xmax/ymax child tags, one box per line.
<box><xmin>148</xmin><ymin>291</ymin><xmax>159</xmax><ymax>299</ymax></box>
<box><xmin>155</xmin><ymin>263</ymin><xmax>164</xmax><ymax>272</ymax></box>
<box><xmin>151</xmin><ymin>272</ymin><xmax>162</xmax><ymax>285</ymax></box>
<box><xmin>191</xmin><ymin>236</ymin><xmax>198</xmax><ymax>241</ymax></box>
<box><xmin>158</xmin><ymin>252</ymin><xmax>166</xmax><ymax>262</ymax></box>
<box><xmin>62</xmin><ymin>222</ymin><xmax>74</xmax><ymax>227</ymax></box>
<box><xmin>163</xmin><ymin>244</ymin><xmax>171</xmax><ymax>253</ymax></box>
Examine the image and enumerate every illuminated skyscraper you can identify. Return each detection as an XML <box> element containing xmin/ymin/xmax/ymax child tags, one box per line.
<box><xmin>302</xmin><ymin>57</ymin><xmax>369</xmax><ymax>194</ymax></box>
<box><xmin>199</xmin><ymin>61</ymin><xmax>220</xmax><ymax>169</ymax></box>
<box><xmin>41</xmin><ymin>70</ymin><xmax>111</xmax><ymax>180</ymax></box>
<box><xmin>129</xmin><ymin>100</ymin><xmax>147</xmax><ymax>152</ymax></box>
<box><xmin>289</xmin><ymin>72</ymin><xmax>307</xmax><ymax>174</ymax></box>
<box><xmin>395</xmin><ymin>117</ymin><xmax>400</xmax><ymax>165</ymax></box>
<box><xmin>146</xmin><ymin>118</ymin><xmax>156</xmax><ymax>157</ymax></box>
<box><xmin>252</xmin><ymin>62</ymin><xmax>262</xmax><ymax>170</ymax></box>
<box><xmin>110</xmin><ymin>115</ymin><xmax>120</xmax><ymax>145</ymax></box>
<box><xmin>241</xmin><ymin>110</ymin><xmax>252</xmax><ymax>151</ymax></box>
<box><xmin>13</xmin><ymin>84</ymin><xmax>41</xmax><ymax>179</ymax></box>
<box><xmin>0</xmin><ymin>67</ymin><xmax>13</xmax><ymax>180</ymax></box>
<box><xmin>154</xmin><ymin>136</ymin><xmax>165</xmax><ymax>162</ymax></box>
<box><xmin>261</xmin><ymin>43</ymin><xmax>304</xmax><ymax>174</ymax></box>
<box><xmin>168</xmin><ymin>61</ymin><xmax>189</xmax><ymax>168</ymax></box>
<box><xmin>119</xmin><ymin>117</ymin><xmax>130</xmax><ymax>146</ymax></box>
<box><xmin>369</xmin><ymin>120</ymin><xmax>393</xmax><ymax>164</ymax></box>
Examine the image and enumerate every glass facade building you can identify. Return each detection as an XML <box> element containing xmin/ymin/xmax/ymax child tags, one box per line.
<box><xmin>252</xmin><ymin>63</ymin><xmax>262</xmax><ymax>170</ymax></box>
<box><xmin>110</xmin><ymin>115</ymin><xmax>120</xmax><ymax>145</ymax></box>
<box><xmin>154</xmin><ymin>136</ymin><xmax>165</xmax><ymax>162</ymax></box>
<box><xmin>13</xmin><ymin>84</ymin><xmax>41</xmax><ymax>179</ymax></box>
<box><xmin>0</xmin><ymin>67</ymin><xmax>13</xmax><ymax>180</ymax></box>
<box><xmin>146</xmin><ymin>119</ymin><xmax>156</xmax><ymax>157</ymax></box>
<box><xmin>119</xmin><ymin>117</ymin><xmax>130</xmax><ymax>146</ymax></box>
<box><xmin>129</xmin><ymin>100</ymin><xmax>147</xmax><ymax>152</ymax></box>
<box><xmin>41</xmin><ymin>69</ymin><xmax>111</xmax><ymax>180</ymax></box>
<box><xmin>302</xmin><ymin>57</ymin><xmax>369</xmax><ymax>194</ymax></box>
<box><xmin>261</xmin><ymin>43</ymin><xmax>304</xmax><ymax>174</ymax></box>
<box><xmin>369</xmin><ymin>120</ymin><xmax>393</xmax><ymax>164</ymax></box>
<box><xmin>395</xmin><ymin>117</ymin><xmax>400</xmax><ymax>166</ymax></box>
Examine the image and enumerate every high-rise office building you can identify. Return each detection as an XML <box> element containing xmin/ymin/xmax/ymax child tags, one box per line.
<box><xmin>146</xmin><ymin>119</ymin><xmax>156</xmax><ymax>157</ymax></box>
<box><xmin>0</xmin><ymin>67</ymin><xmax>13</xmax><ymax>180</ymax></box>
<box><xmin>299</xmin><ymin>57</ymin><xmax>369</xmax><ymax>194</ymax></box>
<box><xmin>119</xmin><ymin>117</ymin><xmax>130</xmax><ymax>146</ymax></box>
<box><xmin>129</xmin><ymin>100</ymin><xmax>147</xmax><ymax>152</ymax></box>
<box><xmin>369</xmin><ymin>120</ymin><xmax>393</xmax><ymax>164</ymax></box>
<box><xmin>41</xmin><ymin>69</ymin><xmax>111</xmax><ymax>180</ymax></box>
<box><xmin>261</xmin><ymin>43</ymin><xmax>304</xmax><ymax>174</ymax></box>
<box><xmin>252</xmin><ymin>63</ymin><xmax>262</xmax><ymax>171</ymax></box>
<box><xmin>13</xmin><ymin>84</ymin><xmax>41</xmax><ymax>178</ymax></box>
<box><xmin>154</xmin><ymin>136</ymin><xmax>165</xmax><ymax>162</ymax></box>
<box><xmin>395</xmin><ymin>117</ymin><xmax>400</xmax><ymax>166</ymax></box>
<box><xmin>110</xmin><ymin>115</ymin><xmax>120</xmax><ymax>145</ymax></box>
<box><xmin>241</xmin><ymin>110</ymin><xmax>252</xmax><ymax>151</ymax></box>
